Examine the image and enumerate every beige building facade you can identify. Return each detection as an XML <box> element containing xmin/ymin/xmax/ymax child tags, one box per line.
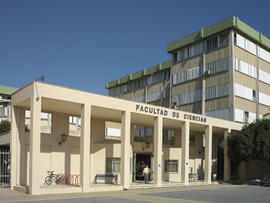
<box><xmin>11</xmin><ymin>82</ymin><xmax>242</xmax><ymax>195</ymax></box>
<box><xmin>106</xmin><ymin>16</ymin><xmax>270</xmax><ymax>124</ymax></box>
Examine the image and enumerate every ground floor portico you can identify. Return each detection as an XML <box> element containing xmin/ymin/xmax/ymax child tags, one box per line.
<box><xmin>10</xmin><ymin>82</ymin><xmax>242</xmax><ymax>195</ymax></box>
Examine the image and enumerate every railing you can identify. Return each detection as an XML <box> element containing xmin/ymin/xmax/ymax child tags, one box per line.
<box><xmin>58</xmin><ymin>174</ymin><xmax>80</xmax><ymax>187</ymax></box>
<box><xmin>0</xmin><ymin>149</ymin><xmax>10</xmax><ymax>189</ymax></box>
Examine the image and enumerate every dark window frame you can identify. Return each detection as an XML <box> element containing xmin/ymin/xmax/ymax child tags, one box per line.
<box><xmin>106</xmin><ymin>157</ymin><xmax>121</xmax><ymax>174</ymax></box>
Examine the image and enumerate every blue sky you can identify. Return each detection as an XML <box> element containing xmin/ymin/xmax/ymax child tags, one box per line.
<box><xmin>1</xmin><ymin>0</ymin><xmax>270</xmax><ymax>95</ymax></box>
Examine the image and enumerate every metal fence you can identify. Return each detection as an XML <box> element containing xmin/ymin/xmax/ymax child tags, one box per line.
<box><xmin>0</xmin><ymin>149</ymin><xmax>10</xmax><ymax>189</ymax></box>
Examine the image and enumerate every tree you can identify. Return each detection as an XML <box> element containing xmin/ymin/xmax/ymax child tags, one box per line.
<box><xmin>0</xmin><ymin>120</ymin><xmax>10</xmax><ymax>133</ymax></box>
<box><xmin>227</xmin><ymin>118</ymin><xmax>270</xmax><ymax>178</ymax></box>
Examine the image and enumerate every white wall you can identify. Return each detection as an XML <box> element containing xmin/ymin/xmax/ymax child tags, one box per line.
<box><xmin>234</xmin><ymin>108</ymin><xmax>256</xmax><ymax>123</ymax></box>
<box><xmin>235</xmin><ymin>33</ymin><xmax>270</xmax><ymax>63</ymax></box>
<box><xmin>234</xmin><ymin>83</ymin><xmax>255</xmax><ymax>101</ymax></box>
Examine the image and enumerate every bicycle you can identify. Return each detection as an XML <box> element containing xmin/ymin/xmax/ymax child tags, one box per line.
<box><xmin>44</xmin><ymin>170</ymin><xmax>61</xmax><ymax>185</ymax></box>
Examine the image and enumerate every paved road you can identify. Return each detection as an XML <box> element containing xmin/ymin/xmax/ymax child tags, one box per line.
<box><xmin>142</xmin><ymin>185</ymin><xmax>270</xmax><ymax>203</ymax></box>
<box><xmin>17</xmin><ymin>196</ymin><xmax>149</xmax><ymax>203</ymax></box>
<box><xmin>1</xmin><ymin>185</ymin><xmax>269</xmax><ymax>203</ymax></box>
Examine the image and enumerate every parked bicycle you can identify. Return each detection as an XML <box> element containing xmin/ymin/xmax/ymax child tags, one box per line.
<box><xmin>44</xmin><ymin>170</ymin><xmax>61</xmax><ymax>185</ymax></box>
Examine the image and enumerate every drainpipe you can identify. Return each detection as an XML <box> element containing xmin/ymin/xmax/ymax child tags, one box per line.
<box><xmin>202</xmin><ymin>51</ymin><xmax>206</xmax><ymax>115</ymax></box>
<box><xmin>256</xmin><ymin>43</ymin><xmax>260</xmax><ymax>119</ymax></box>
<box><xmin>229</xmin><ymin>30</ymin><xmax>235</xmax><ymax>121</ymax></box>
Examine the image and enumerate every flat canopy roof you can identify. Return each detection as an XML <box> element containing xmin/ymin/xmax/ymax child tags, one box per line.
<box><xmin>0</xmin><ymin>85</ymin><xmax>18</xmax><ymax>96</ymax></box>
<box><xmin>12</xmin><ymin>82</ymin><xmax>243</xmax><ymax>134</ymax></box>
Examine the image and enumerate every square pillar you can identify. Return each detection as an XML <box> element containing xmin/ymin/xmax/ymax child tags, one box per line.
<box><xmin>29</xmin><ymin>94</ymin><xmax>41</xmax><ymax>195</ymax></box>
<box><xmin>224</xmin><ymin>129</ymin><xmax>231</xmax><ymax>182</ymax></box>
<box><xmin>205</xmin><ymin>125</ymin><xmax>212</xmax><ymax>184</ymax></box>
<box><xmin>10</xmin><ymin>106</ymin><xmax>20</xmax><ymax>190</ymax></box>
<box><xmin>51</xmin><ymin>112</ymin><xmax>69</xmax><ymax>174</ymax></box>
<box><xmin>153</xmin><ymin>116</ymin><xmax>163</xmax><ymax>186</ymax></box>
<box><xmin>181</xmin><ymin>121</ymin><xmax>189</xmax><ymax>185</ymax></box>
<box><xmin>120</xmin><ymin>111</ymin><xmax>131</xmax><ymax>189</ymax></box>
<box><xmin>80</xmin><ymin>104</ymin><xmax>91</xmax><ymax>192</ymax></box>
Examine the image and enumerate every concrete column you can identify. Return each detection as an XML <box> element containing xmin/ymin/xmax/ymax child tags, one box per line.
<box><xmin>121</xmin><ymin>111</ymin><xmax>131</xmax><ymax>189</ymax></box>
<box><xmin>205</xmin><ymin>125</ymin><xmax>212</xmax><ymax>184</ymax></box>
<box><xmin>89</xmin><ymin>153</ymin><xmax>94</xmax><ymax>183</ymax></box>
<box><xmin>29</xmin><ymin>94</ymin><xmax>41</xmax><ymax>195</ymax></box>
<box><xmin>51</xmin><ymin>112</ymin><xmax>69</xmax><ymax>174</ymax></box>
<box><xmin>16</xmin><ymin>108</ymin><xmax>25</xmax><ymax>186</ymax></box>
<box><xmin>224</xmin><ymin>129</ymin><xmax>231</xmax><ymax>182</ymax></box>
<box><xmin>153</xmin><ymin>116</ymin><xmax>163</xmax><ymax>186</ymax></box>
<box><xmin>10</xmin><ymin>106</ymin><xmax>20</xmax><ymax>190</ymax></box>
<box><xmin>80</xmin><ymin>104</ymin><xmax>91</xmax><ymax>192</ymax></box>
<box><xmin>181</xmin><ymin>121</ymin><xmax>190</xmax><ymax>185</ymax></box>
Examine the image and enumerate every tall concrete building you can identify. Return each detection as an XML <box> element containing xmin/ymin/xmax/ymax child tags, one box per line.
<box><xmin>106</xmin><ymin>16</ymin><xmax>270</xmax><ymax>123</ymax></box>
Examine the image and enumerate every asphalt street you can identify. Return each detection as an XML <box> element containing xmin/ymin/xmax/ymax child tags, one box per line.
<box><xmin>142</xmin><ymin>185</ymin><xmax>270</xmax><ymax>203</ymax></box>
<box><xmin>1</xmin><ymin>185</ymin><xmax>270</xmax><ymax>203</ymax></box>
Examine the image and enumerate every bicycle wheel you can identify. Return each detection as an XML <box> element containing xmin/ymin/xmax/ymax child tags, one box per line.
<box><xmin>45</xmin><ymin>176</ymin><xmax>53</xmax><ymax>185</ymax></box>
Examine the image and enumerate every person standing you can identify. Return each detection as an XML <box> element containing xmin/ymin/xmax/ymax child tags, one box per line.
<box><xmin>143</xmin><ymin>165</ymin><xmax>150</xmax><ymax>183</ymax></box>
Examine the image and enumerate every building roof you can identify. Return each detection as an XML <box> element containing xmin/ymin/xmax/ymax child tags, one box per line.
<box><xmin>106</xmin><ymin>60</ymin><xmax>171</xmax><ymax>89</ymax></box>
<box><xmin>167</xmin><ymin>16</ymin><xmax>270</xmax><ymax>53</ymax></box>
<box><xmin>0</xmin><ymin>85</ymin><xmax>18</xmax><ymax>96</ymax></box>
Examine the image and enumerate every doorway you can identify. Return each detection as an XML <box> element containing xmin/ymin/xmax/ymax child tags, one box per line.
<box><xmin>134</xmin><ymin>153</ymin><xmax>152</xmax><ymax>181</ymax></box>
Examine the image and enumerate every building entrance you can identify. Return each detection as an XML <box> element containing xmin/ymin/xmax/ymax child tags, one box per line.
<box><xmin>133</xmin><ymin>153</ymin><xmax>152</xmax><ymax>181</ymax></box>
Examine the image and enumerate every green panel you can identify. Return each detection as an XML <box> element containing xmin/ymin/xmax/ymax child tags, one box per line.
<box><xmin>106</xmin><ymin>80</ymin><xmax>118</xmax><ymax>89</ymax></box>
<box><xmin>167</xmin><ymin>30</ymin><xmax>201</xmax><ymax>53</ymax></box>
<box><xmin>261</xmin><ymin>35</ymin><xmax>270</xmax><ymax>50</ymax></box>
<box><xmin>159</xmin><ymin>60</ymin><xmax>171</xmax><ymax>70</ymax></box>
<box><xmin>0</xmin><ymin>85</ymin><xmax>18</xmax><ymax>95</ymax></box>
<box><xmin>203</xmin><ymin>16</ymin><xmax>234</xmax><ymax>37</ymax></box>
<box><xmin>119</xmin><ymin>75</ymin><xmax>130</xmax><ymax>84</ymax></box>
<box><xmin>132</xmin><ymin>70</ymin><xmax>145</xmax><ymax>80</ymax></box>
<box><xmin>145</xmin><ymin>64</ymin><xmax>159</xmax><ymax>75</ymax></box>
<box><xmin>236</xmin><ymin>18</ymin><xmax>260</xmax><ymax>42</ymax></box>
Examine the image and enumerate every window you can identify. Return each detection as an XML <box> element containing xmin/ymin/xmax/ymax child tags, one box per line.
<box><xmin>244</xmin><ymin>111</ymin><xmax>249</xmax><ymax>123</ymax></box>
<box><xmin>2</xmin><ymin>95</ymin><xmax>11</xmax><ymax>100</ymax></box>
<box><xmin>220</xmin><ymin>34</ymin><xmax>228</xmax><ymax>47</ymax></box>
<box><xmin>164</xmin><ymin>160</ymin><xmax>178</xmax><ymax>172</ymax></box>
<box><xmin>190</xmin><ymin>134</ymin><xmax>195</xmax><ymax>147</ymax></box>
<box><xmin>173</xmin><ymin>52</ymin><xmax>177</xmax><ymax>63</ymax></box>
<box><xmin>163</xmin><ymin>129</ymin><xmax>175</xmax><ymax>146</ymax></box>
<box><xmin>134</xmin><ymin>125</ymin><xmax>152</xmax><ymax>143</ymax></box>
<box><xmin>106</xmin><ymin>158</ymin><xmax>120</xmax><ymax>173</ymax></box>
<box><xmin>207</xmin><ymin>37</ymin><xmax>218</xmax><ymax>51</ymax></box>
<box><xmin>234</xmin><ymin>33</ymin><xmax>237</xmax><ymax>44</ymax></box>
<box><xmin>252</xmin><ymin>90</ymin><xmax>256</xmax><ymax>101</ymax></box>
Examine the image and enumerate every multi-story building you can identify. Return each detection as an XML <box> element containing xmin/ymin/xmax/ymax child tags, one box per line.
<box><xmin>106</xmin><ymin>16</ymin><xmax>270</xmax><ymax>123</ymax></box>
<box><xmin>0</xmin><ymin>85</ymin><xmax>18</xmax><ymax>148</ymax></box>
<box><xmin>107</xmin><ymin>60</ymin><xmax>171</xmax><ymax>108</ymax></box>
<box><xmin>0</xmin><ymin>85</ymin><xmax>18</xmax><ymax>122</ymax></box>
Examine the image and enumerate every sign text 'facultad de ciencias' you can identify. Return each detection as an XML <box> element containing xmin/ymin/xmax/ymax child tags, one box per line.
<box><xmin>135</xmin><ymin>104</ymin><xmax>207</xmax><ymax>123</ymax></box>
